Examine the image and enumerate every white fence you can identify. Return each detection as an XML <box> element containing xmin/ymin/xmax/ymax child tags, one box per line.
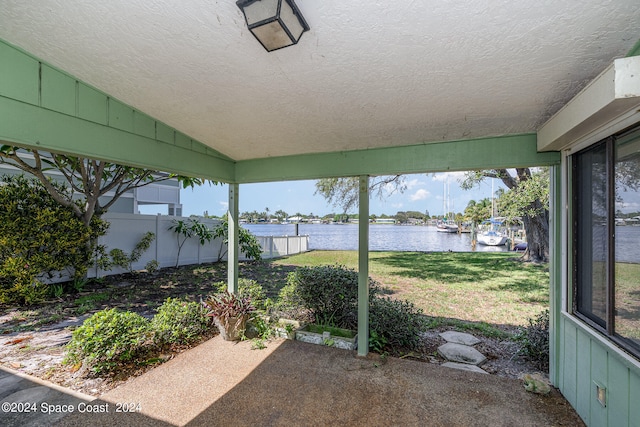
<box><xmin>257</xmin><ymin>235</ymin><xmax>309</xmax><ymax>259</ymax></box>
<box><xmin>88</xmin><ymin>213</ymin><xmax>309</xmax><ymax>278</ymax></box>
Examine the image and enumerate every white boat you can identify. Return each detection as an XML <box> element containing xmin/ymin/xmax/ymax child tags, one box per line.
<box><xmin>437</xmin><ymin>179</ymin><xmax>458</xmax><ymax>233</ymax></box>
<box><xmin>436</xmin><ymin>220</ymin><xmax>459</xmax><ymax>233</ymax></box>
<box><xmin>477</xmin><ymin>229</ymin><xmax>508</xmax><ymax>246</ymax></box>
<box><xmin>477</xmin><ymin>217</ymin><xmax>508</xmax><ymax>246</ymax></box>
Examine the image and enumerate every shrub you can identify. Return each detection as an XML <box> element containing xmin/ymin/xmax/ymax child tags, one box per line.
<box><xmin>0</xmin><ymin>175</ymin><xmax>107</xmax><ymax>305</ymax></box>
<box><xmin>275</xmin><ymin>282</ymin><xmax>307</xmax><ymax>319</ymax></box>
<box><xmin>64</xmin><ymin>308</ymin><xmax>151</xmax><ymax>374</ymax></box>
<box><xmin>145</xmin><ymin>259</ymin><xmax>159</xmax><ymax>274</ymax></box>
<box><xmin>285</xmin><ymin>265</ymin><xmax>381</xmax><ymax>329</ymax></box>
<box><xmin>214</xmin><ymin>278</ymin><xmax>267</xmax><ymax>310</ymax></box>
<box><xmin>0</xmin><ymin>256</ymin><xmax>48</xmax><ymax>305</ymax></box>
<box><xmin>369</xmin><ymin>296</ymin><xmax>428</xmax><ymax>352</ymax></box>
<box><xmin>107</xmin><ymin>232</ymin><xmax>155</xmax><ymax>272</ymax></box>
<box><xmin>213</xmin><ymin>215</ymin><xmax>263</xmax><ymax>262</ymax></box>
<box><xmin>169</xmin><ymin>218</ymin><xmax>214</xmax><ymax>267</ymax></box>
<box><xmin>516</xmin><ymin>309</ymin><xmax>549</xmax><ymax>371</ymax></box>
<box><xmin>151</xmin><ymin>298</ymin><xmax>211</xmax><ymax>347</ymax></box>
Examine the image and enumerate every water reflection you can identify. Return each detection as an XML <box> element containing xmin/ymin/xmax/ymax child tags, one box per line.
<box><xmin>243</xmin><ymin>223</ymin><xmax>511</xmax><ymax>253</ymax></box>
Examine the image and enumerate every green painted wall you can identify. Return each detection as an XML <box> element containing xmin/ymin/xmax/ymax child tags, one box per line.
<box><xmin>559</xmin><ymin>315</ymin><xmax>640</xmax><ymax>427</ymax></box>
<box><xmin>0</xmin><ymin>39</ymin><xmax>235</xmax><ymax>182</ymax></box>
<box><xmin>557</xmin><ymin>135</ymin><xmax>640</xmax><ymax>427</ymax></box>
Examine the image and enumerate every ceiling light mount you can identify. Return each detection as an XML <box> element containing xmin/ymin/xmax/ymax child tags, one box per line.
<box><xmin>236</xmin><ymin>0</ymin><xmax>309</xmax><ymax>52</ymax></box>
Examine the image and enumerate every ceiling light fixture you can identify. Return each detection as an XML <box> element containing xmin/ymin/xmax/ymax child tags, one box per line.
<box><xmin>236</xmin><ymin>0</ymin><xmax>309</xmax><ymax>52</ymax></box>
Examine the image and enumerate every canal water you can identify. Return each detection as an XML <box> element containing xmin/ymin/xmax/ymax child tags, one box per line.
<box><xmin>242</xmin><ymin>223</ymin><xmax>510</xmax><ymax>253</ymax></box>
<box><xmin>244</xmin><ymin>223</ymin><xmax>640</xmax><ymax>262</ymax></box>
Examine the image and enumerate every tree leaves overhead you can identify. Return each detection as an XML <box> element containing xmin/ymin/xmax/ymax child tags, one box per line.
<box><xmin>0</xmin><ymin>146</ymin><xmax>214</xmax><ymax>227</ymax></box>
<box><xmin>314</xmin><ymin>175</ymin><xmax>406</xmax><ymax>213</ymax></box>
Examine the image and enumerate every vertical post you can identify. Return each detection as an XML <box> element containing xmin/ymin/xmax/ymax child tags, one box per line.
<box><xmin>357</xmin><ymin>175</ymin><xmax>369</xmax><ymax>356</ymax></box>
<box><xmin>227</xmin><ymin>183</ymin><xmax>239</xmax><ymax>294</ymax></box>
<box><xmin>549</xmin><ymin>164</ymin><xmax>562</xmax><ymax>386</ymax></box>
<box><xmin>155</xmin><ymin>215</ymin><xmax>160</xmax><ymax>268</ymax></box>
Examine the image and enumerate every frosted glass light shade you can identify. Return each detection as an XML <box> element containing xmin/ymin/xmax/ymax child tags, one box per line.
<box><xmin>237</xmin><ymin>0</ymin><xmax>309</xmax><ymax>52</ymax></box>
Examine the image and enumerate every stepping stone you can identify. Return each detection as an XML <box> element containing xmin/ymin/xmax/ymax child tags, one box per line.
<box><xmin>438</xmin><ymin>342</ymin><xmax>486</xmax><ymax>366</ymax></box>
<box><xmin>439</xmin><ymin>331</ymin><xmax>481</xmax><ymax>346</ymax></box>
<box><xmin>442</xmin><ymin>362</ymin><xmax>488</xmax><ymax>374</ymax></box>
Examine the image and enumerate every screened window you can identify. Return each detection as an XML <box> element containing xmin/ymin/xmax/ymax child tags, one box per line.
<box><xmin>573</xmin><ymin>125</ymin><xmax>640</xmax><ymax>357</ymax></box>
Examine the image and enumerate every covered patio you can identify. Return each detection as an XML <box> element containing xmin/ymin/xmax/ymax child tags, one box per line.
<box><xmin>4</xmin><ymin>336</ymin><xmax>577</xmax><ymax>426</ymax></box>
<box><xmin>1</xmin><ymin>2</ymin><xmax>640</xmax><ymax>425</ymax></box>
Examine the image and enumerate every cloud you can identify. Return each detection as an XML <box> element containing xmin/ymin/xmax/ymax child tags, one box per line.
<box><xmin>431</xmin><ymin>171</ymin><xmax>467</xmax><ymax>182</ymax></box>
<box><xmin>410</xmin><ymin>189</ymin><xmax>430</xmax><ymax>201</ymax></box>
<box><xmin>405</xmin><ymin>178</ymin><xmax>425</xmax><ymax>189</ymax></box>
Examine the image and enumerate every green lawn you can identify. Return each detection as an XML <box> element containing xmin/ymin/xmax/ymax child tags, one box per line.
<box><xmin>615</xmin><ymin>262</ymin><xmax>640</xmax><ymax>342</ymax></box>
<box><xmin>272</xmin><ymin>250</ymin><xmax>549</xmax><ymax>328</ymax></box>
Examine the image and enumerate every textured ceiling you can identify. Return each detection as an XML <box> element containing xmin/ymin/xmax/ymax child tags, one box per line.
<box><xmin>1</xmin><ymin>1</ymin><xmax>639</xmax><ymax>161</ymax></box>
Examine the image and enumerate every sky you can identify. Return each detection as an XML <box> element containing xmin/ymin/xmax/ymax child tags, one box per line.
<box><xmin>138</xmin><ymin>172</ymin><xmax>506</xmax><ymax>218</ymax></box>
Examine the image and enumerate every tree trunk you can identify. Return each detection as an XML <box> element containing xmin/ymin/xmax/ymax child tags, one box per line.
<box><xmin>495</xmin><ymin>168</ymin><xmax>549</xmax><ymax>263</ymax></box>
<box><xmin>520</xmin><ymin>201</ymin><xmax>549</xmax><ymax>263</ymax></box>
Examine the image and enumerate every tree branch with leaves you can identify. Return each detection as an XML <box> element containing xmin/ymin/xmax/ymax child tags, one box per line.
<box><xmin>0</xmin><ymin>146</ymin><xmax>211</xmax><ymax>228</ymax></box>
<box><xmin>314</xmin><ymin>175</ymin><xmax>406</xmax><ymax>213</ymax></box>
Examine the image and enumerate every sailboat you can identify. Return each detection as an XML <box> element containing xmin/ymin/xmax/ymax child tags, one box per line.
<box><xmin>477</xmin><ymin>219</ymin><xmax>508</xmax><ymax>245</ymax></box>
<box><xmin>436</xmin><ymin>179</ymin><xmax>459</xmax><ymax>233</ymax></box>
<box><xmin>477</xmin><ymin>180</ymin><xmax>508</xmax><ymax>245</ymax></box>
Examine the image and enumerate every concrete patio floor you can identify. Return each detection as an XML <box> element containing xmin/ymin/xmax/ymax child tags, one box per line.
<box><xmin>3</xmin><ymin>336</ymin><xmax>584</xmax><ymax>426</ymax></box>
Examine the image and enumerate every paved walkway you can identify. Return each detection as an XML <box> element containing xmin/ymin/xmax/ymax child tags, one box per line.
<box><xmin>0</xmin><ymin>366</ymin><xmax>94</xmax><ymax>427</ymax></box>
<box><xmin>1</xmin><ymin>336</ymin><xmax>584</xmax><ymax>426</ymax></box>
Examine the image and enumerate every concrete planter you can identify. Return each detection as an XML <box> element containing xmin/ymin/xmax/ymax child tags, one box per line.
<box><xmin>214</xmin><ymin>315</ymin><xmax>248</xmax><ymax>341</ymax></box>
<box><xmin>274</xmin><ymin>319</ymin><xmax>301</xmax><ymax>340</ymax></box>
<box><xmin>295</xmin><ymin>324</ymin><xmax>357</xmax><ymax>350</ymax></box>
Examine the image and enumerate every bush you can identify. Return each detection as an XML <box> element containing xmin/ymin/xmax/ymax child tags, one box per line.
<box><xmin>285</xmin><ymin>265</ymin><xmax>381</xmax><ymax>329</ymax></box>
<box><xmin>274</xmin><ymin>282</ymin><xmax>307</xmax><ymax>319</ymax></box>
<box><xmin>369</xmin><ymin>296</ymin><xmax>428</xmax><ymax>352</ymax></box>
<box><xmin>516</xmin><ymin>309</ymin><xmax>549</xmax><ymax>371</ymax></box>
<box><xmin>0</xmin><ymin>256</ymin><xmax>48</xmax><ymax>305</ymax></box>
<box><xmin>213</xmin><ymin>215</ymin><xmax>263</xmax><ymax>262</ymax></box>
<box><xmin>214</xmin><ymin>278</ymin><xmax>268</xmax><ymax>310</ymax></box>
<box><xmin>65</xmin><ymin>308</ymin><xmax>151</xmax><ymax>374</ymax></box>
<box><xmin>151</xmin><ymin>298</ymin><xmax>211</xmax><ymax>347</ymax></box>
<box><xmin>275</xmin><ymin>265</ymin><xmax>431</xmax><ymax>354</ymax></box>
<box><xmin>0</xmin><ymin>175</ymin><xmax>107</xmax><ymax>305</ymax></box>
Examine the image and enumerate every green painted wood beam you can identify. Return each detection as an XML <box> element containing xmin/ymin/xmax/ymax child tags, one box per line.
<box><xmin>357</xmin><ymin>175</ymin><xmax>370</xmax><ymax>357</ymax></box>
<box><xmin>549</xmin><ymin>164</ymin><xmax>562</xmax><ymax>387</ymax></box>
<box><xmin>627</xmin><ymin>38</ymin><xmax>640</xmax><ymax>57</ymax></box>
<box><xmin>235</xmin><ymin>134</ymin><xmax>560</xmax><ymax>183</ymax></box>
<box><xmin>0</xmin><ymin>95</ymin><xmax>235</xmax><ymax>182</ymax></box>
<box><xmin>227</xmin><ymin>183</ymin><xmax>239</xmax><ymax>294</ymax></box>
<box><xmin>0</xmin><ymin>38</ymin><xmax>233</xmax><ymax>182</ymax></box>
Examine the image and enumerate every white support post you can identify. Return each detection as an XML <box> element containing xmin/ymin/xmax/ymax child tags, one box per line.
<box><xmin>357</xmin><ymin>175</ymin><xmax>369</xmax><ymax>356</ymax></box>
<box><xmin>227</xmin><ymin>183</ymin><xmax>239</xmax><ymax>294</ymax></box>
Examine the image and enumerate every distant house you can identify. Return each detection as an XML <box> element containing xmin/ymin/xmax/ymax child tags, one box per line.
<box><xmin>374</xmin><ymin>218</ymin><xmax>396</xmax><ymax>224</ymax></box>
<box><xmin>0</xmin><ymin>150</ymin><xmax>183</xmax><ymax>216</ymax></box>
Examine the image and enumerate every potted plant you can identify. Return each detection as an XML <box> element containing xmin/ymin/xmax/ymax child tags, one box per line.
<box><xmin>203</xmin><ymin>291</ymin><xmax>255</xmax><ymax>341</ymax></box>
